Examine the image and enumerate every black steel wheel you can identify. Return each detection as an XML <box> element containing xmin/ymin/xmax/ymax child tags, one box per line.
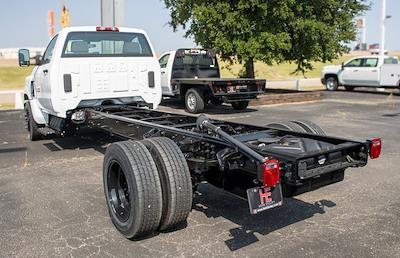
<box><xmin>266</xmin><ymin>121</ymin><xmax>308</xmax><ymax>133</ymax></box>
<box><xmin>141</xmin><ymin>137</ymin><xmax>193</xmax><ymax>231</ymax></box>
<box><xmin>291</xmin><ymin>120</ymin><xmax>326</xmax><ymax>135</ymax></box>
<box><xmin>185</xmin><ymin>88</ymin><xmax>205</xmax><ymax>114</ymax></box>
<box><xmin>103</xmin><ymin>140</ymin><xmax>163</xmax><ymax>239</ymax></box>
<box><xmin>24</xmin><ymin>102</ymin><xmax>41</xmax><ymax>141</ymax></box>
<box><xmin>107</xmin><ymin>160</ymin><xmax>131</xmax><ymax>222</ymax></box>
<box><xmin>231</xmin><ymin>101</ymin><xmax>249</xmax><ymax>110</ymax></box>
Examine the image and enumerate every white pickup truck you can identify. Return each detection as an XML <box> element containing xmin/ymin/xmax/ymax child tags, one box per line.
<box><xmin>321</xmin><ymin>55</ymin><xmax>400</xmax><ymax>91</ymax></box>
<box><xmin>18</xmin><ymin>26</ymin><xmax>161</xmax><ymax>140</ymax></box>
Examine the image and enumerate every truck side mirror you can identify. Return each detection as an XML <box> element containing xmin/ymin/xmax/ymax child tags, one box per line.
<box><xmin>18</xmin><ymin>49</ymin><xmax>30</xmax><ymax>67</ymax></box>
<box><xmin>341</xmin><ymin>62</ymin><xmax>345</xmax><ymax>70</ymax></box>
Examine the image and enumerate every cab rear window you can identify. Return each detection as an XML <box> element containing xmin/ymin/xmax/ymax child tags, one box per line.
<box><xmin>62</xmin><ymin>31</ymin><xmax>153</xmax><ymax>57</ymax></box>
<box><xmin>173</xmin><ymin>49</ymin><xmax>218</xmax><ymax>68</ymax></box>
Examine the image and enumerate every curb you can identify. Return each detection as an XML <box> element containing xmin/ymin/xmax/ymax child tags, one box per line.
<box><xmin>251</xmin><ymin>91</ymin><xmax>322</xmax><ymax>106</ymax></box>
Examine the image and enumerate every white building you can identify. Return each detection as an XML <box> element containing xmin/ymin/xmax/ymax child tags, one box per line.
<box><xmin>0</xmin><ymin>47</ymin><xmax>45</xmax><ymax>59</ymax></box>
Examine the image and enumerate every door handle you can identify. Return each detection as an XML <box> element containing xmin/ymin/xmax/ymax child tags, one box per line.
<box><xmin>161</xmin><ymin>71</ymin><xmax>166</xmax><ymax>74</ymax></box>
<box><xmin>353</xmin><ymin>70</ymin><xmax>358</xmax><ymax>72</ymax></box>
<box><xmin>372</xmin><ymin>70</ymin><xmax>377</xmax><ymax>72</ymax></box>
<box><xmin>43</xmin><ymin>69</ymin><xmax>48</xmax><ymax>74</ymax></box>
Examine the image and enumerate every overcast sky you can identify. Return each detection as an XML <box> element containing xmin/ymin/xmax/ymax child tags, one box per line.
<box><xmin>0</xmin><ymin>0</ymin><xmax>399</xmax><ymax>53</ymax></box>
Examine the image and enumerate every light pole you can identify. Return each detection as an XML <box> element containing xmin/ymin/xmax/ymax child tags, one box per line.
<box><xmin>380</xmin><ymin>0</ymin><xmax>391</xmax><ymax>57</ymax></box>
<box><xmin>101</xmin><ymin>0</ymin><xmax>124</xmax><ymax>26</ymax></box>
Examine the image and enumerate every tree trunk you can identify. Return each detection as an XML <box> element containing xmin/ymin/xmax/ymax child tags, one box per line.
<box><xmin>243</xmin><ymin>57</ymin><xmax>255</xmax><ymax>78</ymax></box>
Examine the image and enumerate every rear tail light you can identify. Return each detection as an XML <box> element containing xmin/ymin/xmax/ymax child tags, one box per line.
<box><xmin>369</xmin><ymin>138</ymin><xmax>382</xmax><ymax>159</ymax></box>
<box><xmin>263</xmin><ymin>159</ymin><xmax>280</xmax><ymax>187</ymax></box>
<box><xmin>96</xmin><ymin>26</ymin><xmax>119</xmax><ymax>32</ymax></box>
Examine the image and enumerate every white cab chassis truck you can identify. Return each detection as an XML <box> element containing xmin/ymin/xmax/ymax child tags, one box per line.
<box><xmin>19</xmin><ymin>26</ymin><xmax>161</xmax><ymax>139</ymax></box>
<box><xmin>18</xmin><ymin>28</ymin><xmax>382</xmax><ymax>240</ymax></box>
<box><xmin>321</xmin><ymin>55</ymin><xmax>400</xmax><ymax>91</ymax></box>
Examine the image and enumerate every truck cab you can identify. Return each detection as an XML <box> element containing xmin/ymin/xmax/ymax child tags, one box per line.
<box><xmin>18</xmin><ymin>26</ymin><xmax>161</xmax><ymax>140</ymax></box>
<box><xmin>321</xmin><ymin>55</ymin><xmax>400</xmax><ymax>91</ymax></box>
<box><xmin>158</xmin><ymin>49</ymin><xmax>265</xmax><ymax>113</ymax></box>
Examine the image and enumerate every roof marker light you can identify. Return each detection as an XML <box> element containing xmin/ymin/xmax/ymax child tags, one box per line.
<box><xmin>96</xmin><ymin>26</ymin><xmax>119</xmax><ymax>32</ymax></box>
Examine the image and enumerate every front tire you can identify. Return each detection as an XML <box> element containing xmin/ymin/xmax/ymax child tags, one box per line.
<box><xmin>325</xmin><ymin>77</ymin><xmax>338</xmax><ymax>91</ymax></box>
<box><xmin>185</xmin><ymin>88</ymin><xmax>205</xmax><ymax>114</ymax></box>
<box><xmin>231</xmin><ymin>101</ymin><xmax>249</xmax><ymax>110</ymax></box>
<box><xmin>24</xmin><ymin>103</ymin><xmax>41</xmax><ymax>141</ymax></box>
<box><xmin>103</xmin><ymin>140</ymin><xmax>163</xmax><ymax>239</ymax></box>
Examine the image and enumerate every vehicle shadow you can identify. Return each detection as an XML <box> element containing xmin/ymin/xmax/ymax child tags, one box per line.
<box><xmin>193</xmin><ymin>183</ymin><xmax>336</xmax><ymax>252</ymax></box>
<box><xmin>42</xmin><ymin>127</ymin><xmax>121</xmax><ymax>154</ymax></box>
<box><xmin>331</xmin><ymin>88</ymin><xmax>400</xmax><ymax>96</ymax></box>
<box><xmin>160</xmin><ymin>98</ymin><xmax>258</xmax><ymax>115</ymax></box>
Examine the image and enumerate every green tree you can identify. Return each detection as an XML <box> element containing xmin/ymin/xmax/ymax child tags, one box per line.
<box><xmin>162</xmin><ymin>0</ymin><xmax>368</xmax><ymax>78</ymax></box>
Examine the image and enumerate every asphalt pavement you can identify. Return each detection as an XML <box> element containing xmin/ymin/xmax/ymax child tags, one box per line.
<box><xmin>0</xmin><ymin>91</ymin><xmax>399</xmax><ymax>257</ymax></box>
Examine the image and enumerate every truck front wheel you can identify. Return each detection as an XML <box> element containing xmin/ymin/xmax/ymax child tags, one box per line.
<box><xmin>185</xmin><ymin>88</ymin><xmax>205</xmax><ymax>114</ymax></box>
<box><xmin>325</xmin><ymin>77</ymin><xmax>338</xmax><ymax>91</ymax></box>
<box><xmin>231</xmin><ymin>101</ymin><xmax>249</xmax><ymax>110</ymax></box>
<box><xmin>24</xmin><ymin>103</ymin><xmax>42</xmax><ymax>141</ymax></box>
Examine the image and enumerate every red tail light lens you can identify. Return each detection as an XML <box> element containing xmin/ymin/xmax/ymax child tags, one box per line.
<box><xmin>96</xmin><ymin>26</ymin><xmax>119</xmax><ymax>32</ymax></box>
<box><xmin>369</xmin><ymin>138</ymin><xmax>382</xmax><ymax>159</ymax></box>
<box><xmin>263</xmin><ymin>159</ymin><xmax>280</xmax><ymax>187</ymax></box>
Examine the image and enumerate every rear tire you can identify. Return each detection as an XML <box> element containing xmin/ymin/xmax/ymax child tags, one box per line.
<box><xmin>291</xmin><ymin>120</ymin><xmax>326</xmax><ymax>135</ymax></box>
<box><xmin>103</xmin><ymin>140</ymin><xmax>163</xmax><ymax>239</ymax></box>
<box><xmin>141</xmin><ymin>137</ymin><xmax>193</xmax><ymax>231</ymax></box>
<box><xmin>266</xmin><ymin>121</ymin><xmax>308</xmax><ymax>133</ymax></box>
<box><xmin>24</xmin><ymin>102</ymin><xmax>42</xmax><ymax>141</ymax></box>
<box><xmin>185</xmin><ymin>88</ymin><xmax>205</xmax><ymax>114</ymax></box>
<box><xmin>325</xmin><ymin>77</ymin><xmax>338</xmax><ymax>91</ymax></box>
<box><xmin>231</xmin><ymin>101</ymin><xmax>249</xmax><ymax>110</ymax></box>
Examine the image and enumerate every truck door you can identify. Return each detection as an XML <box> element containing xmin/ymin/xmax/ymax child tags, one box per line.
<box><xmin>34</xmin><ymin>35</ymin><xmax>58</xmax><ymax>110</ymax></box>
<box><xmin>340</xmin><ymin>58</ymin><xmax>363</xmax><ymax>86</ymax></box>
<box><xmin>159</xmin><ymin>53</ymin><xmax>172</xmax><ymax>95</ymax></box>
<box><xmin>357</xmin><ymin>58</ymin><xmax>380</xmax><ymax>87</ymax></box>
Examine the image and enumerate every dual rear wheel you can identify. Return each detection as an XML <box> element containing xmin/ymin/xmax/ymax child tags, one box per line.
<box><xmin>103</xmin><ymin>137</ymin><xmax>192</xmax><ymax>239</ymax></box>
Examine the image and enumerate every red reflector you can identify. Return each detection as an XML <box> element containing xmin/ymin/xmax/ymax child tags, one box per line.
<box><xmin>369</xmin><ymin>138</ymin><xmax>382</xmax><ymax>159</ymax></box>
<box><xmin>263</xmin><ymin>159</ymin><xmax>280</xmax><ymax>187</ymax></box>
<box><xmin>96</xmin><ymin>26</ymin><xmax>119</xmax><ymax>32</ymax></box>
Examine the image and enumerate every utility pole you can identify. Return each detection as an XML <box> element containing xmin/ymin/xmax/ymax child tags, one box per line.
<box><xmin>380</xmin><ymin>0</ymin><xmax>386</xmax><ymax>57</ymax></box>
<box><xmin>101</xmin><ymin>0</ymin><xmax>124</xmax><ymax>26</ymax></box>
